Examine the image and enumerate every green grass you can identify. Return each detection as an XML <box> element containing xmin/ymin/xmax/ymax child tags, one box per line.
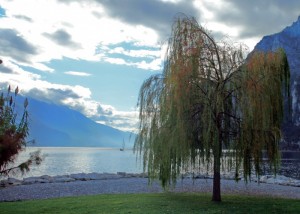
<box><xmin>0</xmin><ymin>193</ymin><xmax>299</xmax><ymax>214</ymax></box>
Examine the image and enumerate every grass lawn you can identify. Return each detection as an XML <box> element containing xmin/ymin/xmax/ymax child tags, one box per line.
<box><xmin>0</xmin><ymin>193</ymin><xmax>299</xmax><ymax>214</ymax></box>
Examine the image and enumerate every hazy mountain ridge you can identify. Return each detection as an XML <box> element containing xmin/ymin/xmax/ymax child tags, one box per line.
<box><xmin>22</xmin><ymin>97</ymin><xmax>134</xmax><ymax>147</ymax></box>
<box><xmin>254</xmin><ymin>16</ymin><xmax>300</xmax><ymax>149</ymax></box>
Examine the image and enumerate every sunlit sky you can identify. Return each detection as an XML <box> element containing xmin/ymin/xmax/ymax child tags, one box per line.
<box><xmin>0</xmin><ymin>0</ymin><xmax>299</xmax><ymax>132</ymax></box>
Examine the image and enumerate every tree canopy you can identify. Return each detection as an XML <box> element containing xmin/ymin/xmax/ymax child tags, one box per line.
<box><xmin>134</xmin><ymin>15</ymin><xmax>290</xmax><ymax>202</ymax></box>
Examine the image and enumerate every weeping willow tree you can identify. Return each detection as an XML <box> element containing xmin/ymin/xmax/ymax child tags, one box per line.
<box><xmin>134</xmin><ymin>15</ymin><xmax>290</xmax><ymax>202</ymax></box>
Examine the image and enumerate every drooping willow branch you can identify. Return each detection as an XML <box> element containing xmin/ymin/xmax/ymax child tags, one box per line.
<box><xmin>134</xmin><ymin>15</ymin><xmax>290</xmax><ymax>189</ymax></box>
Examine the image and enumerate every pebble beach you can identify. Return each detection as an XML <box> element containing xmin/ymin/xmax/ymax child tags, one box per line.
<box><xmin>0</xmin><ymin>176</ymin><xmax>299</xmax><ymax>202</ymax></box>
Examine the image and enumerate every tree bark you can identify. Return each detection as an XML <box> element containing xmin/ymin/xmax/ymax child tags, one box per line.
<box><xmin>212</xmin><ymin>133</ymin><xmax>222</xmax><ymax>202</ymax></box>
<box><xmin>212</xmin><ymin>152</ymin><xmax>221</xmax><ymax>202</ymax></box>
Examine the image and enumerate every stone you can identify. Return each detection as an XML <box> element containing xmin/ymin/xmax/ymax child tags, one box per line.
<box><xmin>125</xmin><ymin>173</ymin><xmax>138</xmax><ymax>178</ymax></box>
<box><xmin>70</xmin><ymin>173</ymin><xmax>91</xmax><ymax>181</ymax></box>
<box><xmin>117</xmin><ymin>172</ymin><xmax>126</xmax><ymax>176</ymax></box>
<box><xmin>291</xmin><ymin>181</ymin><xmax>300</xmax><ymax>187</ymax></box>
<box><xmin>40</xmin><ymin>175</ymin><xmax>52</xmax><ymax>180</ymax></box>
<box><xmin>135</xmin><ymin>173</ymin><xmax>148</xmax><ymax>178</ymax></box>
<box><xmin>195</xmin><ymin>174</ymin><xmax>207</xmax><ymax>179</ymax></box>
<box><xmin>52</xmin><ymin>176</ymin><xmax>75</xmax><ymax>183</ymax></box>
<box><xmin>101</xmin><ymin>173</ymin><xmax>122</xmax><ymax>180</ymax></box>
<box><xmin>7</xmin><ymin>178</ymin><xmax>22</xmax><ymax>186</ymax></box>
<box><xmin>258</xmin><ymin>175</ymin><xmax>272</xmax><ymax>183</ymax></box>
<box><xmin>86</xmin><ymin>173</ymin><xmax>105</xmax><ymax>180</ymax></box>
<box><xmin>0</xmin><ymin>179</ymin><xmax>10</xmax><ymax>187</ymax></box>
<box><xmin>254</xmin><ymin>174</ymin><xmax>300</xmax><ymax>187</ymax></box>
<box><xmin>22</xmin><ymin>177</ymin><xmax>40</xmax><ymax>185</ymax></box>
<box><xmin>2</xmin><ymin>172</ymin><xmax>298</xmax><ymax>188</ymax></box>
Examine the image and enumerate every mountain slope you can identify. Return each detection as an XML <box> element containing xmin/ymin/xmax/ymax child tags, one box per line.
<box><xmin>254</xmin><ymin>16</ymin><xmax>300</xmax><ymax>150</ymax></box>
<box><xmin>23</xmin><ymin>97</ymin><xmax>134</xmax><ymax>147</ymax></box>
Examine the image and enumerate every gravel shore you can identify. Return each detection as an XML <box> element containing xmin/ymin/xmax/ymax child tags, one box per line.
<box><xmin>0</xmin><ymin>178</ymin><xmax>299</xmax><ymax>202</ymax></box>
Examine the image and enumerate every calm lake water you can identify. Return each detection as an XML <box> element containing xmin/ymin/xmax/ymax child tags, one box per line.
<box><xmin>10</xmin><ymin>147</ymin><xmax>143</xmax><ymax>178</ymax></box>
<box><xmin>5</xmin><ymin>147</ymin><xmax>300</xmax><ymax>180</ymax></box>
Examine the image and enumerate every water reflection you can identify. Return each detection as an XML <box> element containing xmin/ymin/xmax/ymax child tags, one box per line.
<box><xmin>4</xmin><ymin>148</ymin><xmax>300</xmax><ymax>180</ymax></box>
<box><xmin>8</xmin><ymin>147</ymin><xmax>143</xmax><ymax>178</ymax></box>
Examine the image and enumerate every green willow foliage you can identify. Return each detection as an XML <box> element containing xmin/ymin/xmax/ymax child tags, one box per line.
<box><xmin>134</xmin><ymin>16</ymin><xmax>290</xmax><ymax>192</ymax></box>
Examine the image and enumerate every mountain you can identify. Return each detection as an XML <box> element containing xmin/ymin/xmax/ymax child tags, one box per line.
<box><xmin>20</xmin><ymin>97</ymin><xmax>135</xmax><ymax>147</ymax></box>
<box><xmin>254</xmin><ymin>16</ymin><xmax>300</xmax><ymax>150</ymax></box>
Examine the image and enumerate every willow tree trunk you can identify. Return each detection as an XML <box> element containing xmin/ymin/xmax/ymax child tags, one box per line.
<box><xmin>212</xmin><ymin>135</ymin><xmax>222</xmax><ymax>202</ymax></box>
<box><xmin>212</xmin><ymin>154</ymin><xmax>221</xmax><ymax>201</ymax></box>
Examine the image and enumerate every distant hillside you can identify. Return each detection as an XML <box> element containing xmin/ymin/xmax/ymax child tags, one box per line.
<box><xmin>254</xmin><ymin>16</ymin><xmax>300</xmax><ymax>150</ymax></box>
<box><xmin>19</xmin><ymin>97</ymin><xmax>135</xmax><ymax>147</ymax></box>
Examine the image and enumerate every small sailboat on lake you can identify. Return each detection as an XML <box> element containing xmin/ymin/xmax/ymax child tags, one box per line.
<box><xmin>120</xmin><ymin>139</ymin><xmax>125</xmax><ymax>151</ymax></box>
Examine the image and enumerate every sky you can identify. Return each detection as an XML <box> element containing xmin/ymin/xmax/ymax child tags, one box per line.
<box><xmin>0</xmin><ymin>0</ymin><xmax>299</xmax><ymax>132</ymax></box>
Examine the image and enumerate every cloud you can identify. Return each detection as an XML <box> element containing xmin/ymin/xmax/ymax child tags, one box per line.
<box><xmin>103</xmin><ymin>57</ymin><xmax>128</xmax><ymax>65</ymax></box>
<box><xmin>0</xmin><ymin>0</ymin><xmax>165</xmax><ymax>71</ymax></box>
<box><xmin>60</xmin><ymin>90</ymin><xmax>139</xmax><ymax>132</ymax></box>
<box><xmin>94</xmin><ymin>105</ymin><xmax>139</xmax><ymax>132</ymax></box>
<box><xmin>26</xmin><ymin>87</ymin><xmax>83</xmax><ymax>105</ymax></box>
<box><xmin>0</xmin><ymin>29</ymin><xmax>38</xmax><ymax>63</ymax></box>
<box><xmin>43</xmin><ymin>29</ymin><xmax>81</xmax><ymax>49</ymax></box>
<box><xmin>107</xmin><ymin>47</ymin><xmax>160</xmax><ymax>59</ymax></box>
<box><xmin>102</xmin><ymin>56</ymin><xmax>162</xmax><ymax>71</ymax></box>
<box><xmin>0</xmin><ymin>61</ymin><xmax>15</xmax><ymax>73</ymax></box>
<box><xmin>200</xmin><ymin>0</ymin><xmax>300</xmax><ymax>39</ymax></box>
<box><xmin>64</xmin><ymin>71</ymin><xmax>92</xmax><ymax>76</ymax></box>
<box><xmin>2</xmin><ymin>0</ymin><xmax>299</xmax><ymax>69</ymax></box>
<box><xmin>96</xmin><ymin>42</ymin><xmax>163</xmax><ymax>70</ymax></box>
<box><xmin>0</xmin><ymin>59</ymin><xmax>40</xmax><ymax>77</ymax></box>
<box><xmin>58</xmin><ymin>0</ymin><xmax>199</xmax><ymax>41</ymax></box>
<box><xmin>97</xmin><ymin>0</ymin><xmax>199</xmax><ymax>41</ymax></box>
<box><xmin>27</xmin><ymin>84</ymin><xmax>139</xmax><ymax>132</ymax></box>
<box><xmin>0</xmin><ymin>59</ymin><xmax>138</xmax><ymax>132</ymax></box>
<box><xmin>13</xmin><ymin>15</ymin><xmax>33</xmax><ymax>22</ymax></box>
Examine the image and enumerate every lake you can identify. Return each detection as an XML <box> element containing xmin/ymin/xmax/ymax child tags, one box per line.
<box><xmin>4</xmin><ymin>147</ymin><xmax>300</xmax><ymax>180</ymax></box>
<box><xmin>9</xmin><ymin>147</ymin><xmax>143</xmax><ymax>178</ymax></box>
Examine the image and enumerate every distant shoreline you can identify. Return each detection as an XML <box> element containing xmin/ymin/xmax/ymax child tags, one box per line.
<box><xmin>25</xmin><ymin>146</ymin><xmax>300</xmax><ymax>153</ymax></box>
<box><xmin>26</xmin><ymin>146</ymin><xmax>134</xmax><ymax>150</ymax></box>
<box><xmin>26</xmin><ymin>146</ymin><xmax>299</xmax><ymax>151</ymax></box>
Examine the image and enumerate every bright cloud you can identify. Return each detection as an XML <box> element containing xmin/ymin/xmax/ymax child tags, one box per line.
<box><xmin>0</xmin><ymin>0</ymin><xmax>162</xmax><ymax>71</ymax></box>
<box><xmin>96</xmin><ymin>109</ymin><xmax>139</xmax><ymax>133</ymax></box>
<box><xmin>108</xmin><ymin>47</ymin><xmax>160</xmax><ymax>59</ymax></box>
<box><xmin>65</xmin><ymin>71</ymin><xmax>92</xmax><ymax>77</ymax></box>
